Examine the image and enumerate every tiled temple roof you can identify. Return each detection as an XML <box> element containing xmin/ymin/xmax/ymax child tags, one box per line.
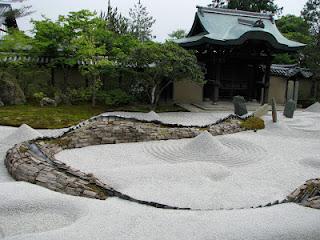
<box><xmin>271</xmin><ymin>64</ymin><xmax>313</xmax><ymax>79</ymax></box>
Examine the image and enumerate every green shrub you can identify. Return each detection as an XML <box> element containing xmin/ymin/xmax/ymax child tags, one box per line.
<box><xmin>32</xmin><ymin>92</ymin><xmax>46</xmax><ymax>102</ymax></box>
<box><xmin>240</xmin><ymin>117</ymin><xmax>265</xmax><ymax>130</ymax></box>
<box><xmin>67</xmin><ymin>88</ymin><xmax>91</xmax><ymax>105</ymax></box>
<box><xmin>98</xmin><ymin>89</ymin><xmax>133</xmax><ymax>107</ymax></box>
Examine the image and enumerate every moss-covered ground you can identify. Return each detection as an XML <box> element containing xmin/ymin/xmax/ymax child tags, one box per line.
<box><xmin>0</xmin><ymin>104</ymin><xmax>185</xmax><ymax>129</ymax></box>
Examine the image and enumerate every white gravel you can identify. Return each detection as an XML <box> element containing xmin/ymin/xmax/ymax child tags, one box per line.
<box><xmin>56</xmin><ymin>112</ymin><xmax>320</xmax><ymax>210</ymax></box>
<box><xmin>0</xmin><ymin>111</ymin><xmax>320</xmax><ymax>239</ymax></box>
<box><xmin>3</xmin><ymin>124</ymin><xmax>42</xmax><ymax>146</ymax></box>
<box><xmin>305</xmin><ymin>102</ymin><xmax>320</xmax><ymax>113</ymax></box>
<box><xmin>101</xmin><ymin>111</ymin><xmax>233</xmax><ymax>126</ymax></box>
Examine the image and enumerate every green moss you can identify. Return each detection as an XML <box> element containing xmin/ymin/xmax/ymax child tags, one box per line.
<box><xmin>240</xmin><ymin>117</ymin><xmax>265</xmax><ymax>130</ymax></box>
<box><xmin>19</xmin><ymin>145</ymin><xmax>29</xmax><ymax>153</ymax></box>
<box><xmin>0</xmin><ymin>104</ymin><xmax>186</xmax><ymax>129</ymax></box>
<box><xmin>86</xmin><ymin>183</ymin><xmax>108</xmax><ymax>200</ymax></box>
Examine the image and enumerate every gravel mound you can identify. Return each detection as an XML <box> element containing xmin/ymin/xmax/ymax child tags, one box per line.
<box><xmin>145</xmin><ymin>111</ymin><xmax>161</xmax><ymax>121</ymax></box>
<box><xmin>305</xmin><ymin>102</ymin><xmax>320</xmax><ymax>113</ymax></box>
<box><xmin>2</xmin><ymin>124</ymin><xmax>42</xmax><ymax>146</ymax></box>
<box><xmin>144</xmin><ymin>131</ymin><xmax>267</xmax><ymax>167</ymax></box>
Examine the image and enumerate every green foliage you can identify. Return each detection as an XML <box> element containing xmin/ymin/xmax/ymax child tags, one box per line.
<box><xmin>276</xmin><ymin>15</ymin><xmax>312</xmax><ymax>44</ymax></box>
<box><xmin>100</xmin><ymin>1</ymin><xmax>129</xmax><ymax>35</ymax></box>
<box><xmin>98</xmin><ymin>89</ymin><xmax>133</xmax><ymax>107</ymax></box>
<box><xmin>0</xmin><ymin>30</ymin><xmax>36</xmax><ymax>54</ymax></box>
<box><xmin>67</xmin><ymin>88</ymin><xmax>91</xmax><ymax>105</ymax></box>
<box><xmin>128</xmin><ymin>41</ymin><xmax>204</xmax><ymax>107</ymax></box>
<box><xmin>227</xmin><ymin>0</ymin><xmax>282</xmax><ymax>14</ymax></box>
<box><xmin>302</xmin><ymin>0</ymin><xmax>320</xmax><ymax>35</ymax></box>
<box><xmin>240</xmin><ymin>117</ymin><xmax>265</xmax><ymax>130</ymax></box>
<box><xmin>32</xmin><ymin>92</ymin><xmax>46</xmax><ymax>102</ymax></box>
<box><xmin>274</xmin><ymin>15</ymin><xmax>312</xmax><ymax>64</ymax></box>
<box><xmin>208</xmin><ymin>0</ymin><xmax>227</xmax><ymax>8</ymax></box>
<box><xmin>168</xmin><ymin>29</ymin><xmax>187</xmax><ymax>40</ymax></box>
<box><xmin>301</xmin><ymin>0</ymin><xmax>320</xmax><ymax>80</ymax></box>
<box><xmin>129</xmin><ymin>0</ymin><xmax>156</xmax><ymax>41</ymax></box>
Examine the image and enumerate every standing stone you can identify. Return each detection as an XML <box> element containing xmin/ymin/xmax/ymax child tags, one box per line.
<box><xmin>0</xmin><ymin>76</ymin><xmax>26</xmax><ymax>105</ymax></box>
<box><xmin>284</xmin><ymin>99</ymin><xmax>296</xmax><ymax>118</ymax></box>
<box><xmin>287</xmin><ymin>80</ymin><xmax>295</xmax><ymax>102</ymax></box>
<box><xmin>0</xmin><ymin>99</ymin><xmax>4</xmax><ymax>107</ymax></box>
<box><xmin>253</xmin><ymin>104</ymin><xmax>269</xmax><ymax>118</ymax></box>
<box><xmin>233</xmin><ymin>96</ymin><xmax>248</xmax><ymax>116</ymax></box>
<box><xmin>271</xmin><ymin>98</ymin><xmax>277</xmax><ymax>123</ymax></box>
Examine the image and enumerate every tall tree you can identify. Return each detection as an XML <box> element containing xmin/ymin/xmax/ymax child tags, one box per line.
<box><xmin>276</xmin><ymin>15</ymin><xmax>312</xmax><ymax>44</ymax></box>
<box><xmin>302</xmin><ymin>0</ymin><xmax>320</xmax><ymax>85</ymax></box>
<box><xmin>273</xmin><ymin>15</ymin><xmax>312</xmax><ymax>64</ymax></box>
<box><xmin>227</xmin><ymin>0</ymin><xmax>282</xmax><ymax>14</ymax></box>
<box><xmin>208</xmin><ymin>0</ymin><xmax>226</xmax><ymax>8</ymax></box>
<box><xmin>302</xmin><ymin>0</ymin><xmax>320</xmax><ymax>35</ymax></box>
<box><xmin>128</xmin><ymin>41</ymin><xmax>204</xmax><ymax>108</ymax></box>
<box><xmin>100</xmin><ymin>0</ymin><xmax>129</xmax><ymax>35</ymax></box>
<box><xmin>129</xmin><ymin>0</ymin><xmax>156</xmax><ymax>41</ymax></box>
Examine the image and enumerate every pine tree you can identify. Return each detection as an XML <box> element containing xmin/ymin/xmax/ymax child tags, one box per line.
<box><xmin>208</xmin><ymin>0</ymin><xmax>226</xmax><ymax>8</ymax></box>
<box><xmin>0</xmin><ymin>0</ymin><xmax>34</xmax><ymax>32</ymax></box>
<box><xmin>302</xmin><ymin>0</ymin><xmax>320</xmax><ymax>35</ymax></box>
<box><xmin>227</xmin><ymin>0</ymin><xmax>282</xmax><ymax>14</ymax></box>
<box><xmin>100</xmin><ymin>0</ymin><xmax>129</xmax><ymax>35</ymax></box>
<box><xmin>129</xmin><ymin>0</ymin><xmax>156</xmax><ymax>42</ymax></box>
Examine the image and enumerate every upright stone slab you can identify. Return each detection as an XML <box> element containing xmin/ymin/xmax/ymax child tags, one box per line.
<box><xmin>284</xmin><ymin>99</ymin><xmax>296</xmax><ymax>118</ymax></box>
<box><xmin>271</xmin><ymin>98</ymin><xmax>277</xmax><ymax>123</ymax></box>
<box><xmin>253</xmin><ymin>104</ymin><xmax>269</xmax><ymax>118</ymax></box>
<box><xmin>233</xmin><ymin>96</ymin><xmax>248</xmax><ymax>116</ymax></box>
<box><xmin>287</xmin><ymin>81</ymin><xmax>295</xmax><ymax>102</ymax></box>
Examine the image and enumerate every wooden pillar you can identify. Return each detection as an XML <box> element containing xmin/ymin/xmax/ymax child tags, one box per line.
<box><xmin>293</xmin><ymin>80</ymin><xmax>300</xmax><ymax>102</ymax></box>
<box><xmin>263</xmin><ymin>63</ymin><xmax>271</xmax><ymax>104</ymax></box>
<box><xmin>213</xmin><ymin>63</ymin><xmax>221</xmax><ymax>102</ymax></box>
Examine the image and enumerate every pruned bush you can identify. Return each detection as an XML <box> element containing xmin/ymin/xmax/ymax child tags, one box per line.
<box><xmin>240</xmin><ymin>117</ymin><xmax>265</xmax><ymax>130</ymax></box>
<box><xmin>98</xmin><ymin>89</ymin><xmax>133</xmax><ymax>107</ymax></box>
<box><xmin>68</xmin><ymin>88</ymin><xmax>91</xmax><ymax>105</ymax></box>
<box><xmin>32</xmin><ymin>92</ymin><xmax>46</xmax><ymax>103</ymax></box>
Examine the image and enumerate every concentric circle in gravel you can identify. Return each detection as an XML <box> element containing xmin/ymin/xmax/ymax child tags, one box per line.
<box><xmin>143</xmin><ymin>131</ymin><xmax>267</xmax><ymax>167</ymax></box>
<box><xmin>0</xmin><ymin>200</ymin><xmax>81</xmax><ymax>239</ymax></box>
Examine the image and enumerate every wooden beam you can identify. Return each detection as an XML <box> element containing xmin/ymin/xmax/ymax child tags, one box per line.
<box><xmin>263</xmin><ymin>63</ymin><xmax>271</xmax><ymax>104</ymax></box>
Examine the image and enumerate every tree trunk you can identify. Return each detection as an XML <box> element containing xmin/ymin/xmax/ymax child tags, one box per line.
<box><xmin>92</xmin><ymin>76</ymin><xmax>97</xmax><ymax>107</ymax></box>
<box><xmin>50</xmin><ymin>68</ymin><xmax>55</xmax><ymax>87</ymax></box>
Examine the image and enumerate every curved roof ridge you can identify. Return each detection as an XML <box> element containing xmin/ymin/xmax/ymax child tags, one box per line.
<box><xmin>197</xmin><ymin>6</ymin><xmax>274</xmax><ymax>20</ymax></box>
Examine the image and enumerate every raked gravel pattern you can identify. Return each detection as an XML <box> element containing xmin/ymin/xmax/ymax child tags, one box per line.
<box><xmin>1</xmin><ymin>110</ymin><xmax>320</xmax><ymax>239</ymax></box>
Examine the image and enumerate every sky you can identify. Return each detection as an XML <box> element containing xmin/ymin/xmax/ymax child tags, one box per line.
<box><xmin>12</xmin><ymin>0</ymin><xmax>308</xmax><ymax>42</ymax></box>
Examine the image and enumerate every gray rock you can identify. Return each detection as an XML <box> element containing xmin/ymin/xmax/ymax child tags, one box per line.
<box><xmin>233</xmin><ymin>96</ymin><xmax>248</xmax><ymax>116</ymax></box>
<box><xmin>253</xmin><ymin>104</ymin><xmax>269</xmax><ymax>118</ymax></box>
<box><xmin>284</xmin><ymin>99</ymin><xmax>296</xmax><ymax>118</ymax></box>
<box><xmin>0</xmin><ymin>99</ymin><xmax>4</xmax><ymax>107</ymax></box>
<box><xmin>271</xmin><ymin>98</ymin><xmax>277</xmax><ymax>123</ymax></box>
<box><xmin>0</xmin><ymin>74</ymin><xmax>26</xmax><ymax>105</ymax></box>
<box><xmin>40</xmin><ymin>97</ymin><xmax>57</xmax><ymax>107</ymax></box>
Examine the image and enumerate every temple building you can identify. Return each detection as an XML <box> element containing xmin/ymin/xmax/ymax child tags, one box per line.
<box><xmin>173</xmin><ymin>6</ymin><xmax>307</xmax><ymax>104</ymax></box>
